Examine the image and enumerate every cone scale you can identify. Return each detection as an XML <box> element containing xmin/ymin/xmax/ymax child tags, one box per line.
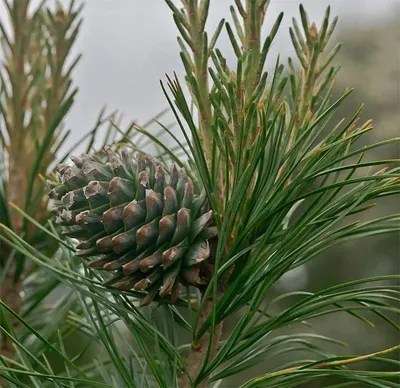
<box><xmin>49</xmin><ymin>150</ymin><xmax>216</xmax><ymax>306</ymax></box>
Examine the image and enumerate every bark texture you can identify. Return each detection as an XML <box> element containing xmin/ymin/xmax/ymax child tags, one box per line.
<box><xmin>179</xmin><ymin>297</ymin><xmax>223</xmax><ymax>388</ymax></box>
<box><xmin>0</xmin><ymin>260</ymin><xmax>22</xmax><ymax>388</ymax></box>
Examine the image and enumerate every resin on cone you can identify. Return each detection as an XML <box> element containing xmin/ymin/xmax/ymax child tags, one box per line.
<box><xmin>48</xmin><ymin>149</ymin><xmax>216</xmax><ymax>305</ymax></box>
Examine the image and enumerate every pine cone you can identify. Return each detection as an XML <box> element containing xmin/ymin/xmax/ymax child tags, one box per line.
<box><xmin>48</xmin><ymin>149</ymin><xmax>217</xmax><ymax>306</ymax></box>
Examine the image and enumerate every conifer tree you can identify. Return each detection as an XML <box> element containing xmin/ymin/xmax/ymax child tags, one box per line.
<box><xmin>1</xmin><ymin>1</ymin><xmax>399</xmax><ymax>387</ymax></box>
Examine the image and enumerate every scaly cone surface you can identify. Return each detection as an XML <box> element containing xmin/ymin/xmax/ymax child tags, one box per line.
<box><xmin>48</xmin><ymin>149</ymin><xmax>217</xmax><ymax>305</ymax></box>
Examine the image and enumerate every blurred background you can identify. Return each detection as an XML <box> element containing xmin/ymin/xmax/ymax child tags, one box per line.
<box><xmin>2</xmin><ymin>0</ymin><xmax>397</xmax><ymax>148</ymax></box>
<box><xmin>1</xmin><ymin>0</ymin><xmax>399</xmax><ymax>386</ymax></box>
<box><xmin>3</xmin><ymin>0</ymin><xmax>395</xmax><ymax>152</ymax></box>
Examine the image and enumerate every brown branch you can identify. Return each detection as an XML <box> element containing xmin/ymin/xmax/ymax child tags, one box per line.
<box><xmin>0</xmin><ymin>259</ymin><xmax>23</xmax><ymax>388</ymax></box>
<box><xmin>179</xmin><ymin>297</ymin><xmax>223</xmax><ymax>388</ymax></box>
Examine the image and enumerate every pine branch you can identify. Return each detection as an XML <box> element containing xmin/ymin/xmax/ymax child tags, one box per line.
<box><xmin>166</xmin><ymin>0</ymin><xmax>217</xmax><ymax>160</ymax></box>
<box><xmin>0</xmin><ymin>0</ymin><xmax>82</xmax><ymax>369</ymax></box>
<box><xmin>179</xmin><ymin>296</ymin><xmax>223</xmax><ymax>388</ymax></box>
<box><xmin>164</xmin><ymin>2</ymin><xmax>399</xmax><ymax>386</ymax></box>
<box><xmin>1</xmin><ymin>2</ymin><xmax>398</xmax><ymax>388</ymax></box>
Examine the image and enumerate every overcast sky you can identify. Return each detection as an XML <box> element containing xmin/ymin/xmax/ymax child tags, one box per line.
<box><xmin>1</xmin><ymin>0</ymin><xmax>398</xmax><ymax>152</ymax></box>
